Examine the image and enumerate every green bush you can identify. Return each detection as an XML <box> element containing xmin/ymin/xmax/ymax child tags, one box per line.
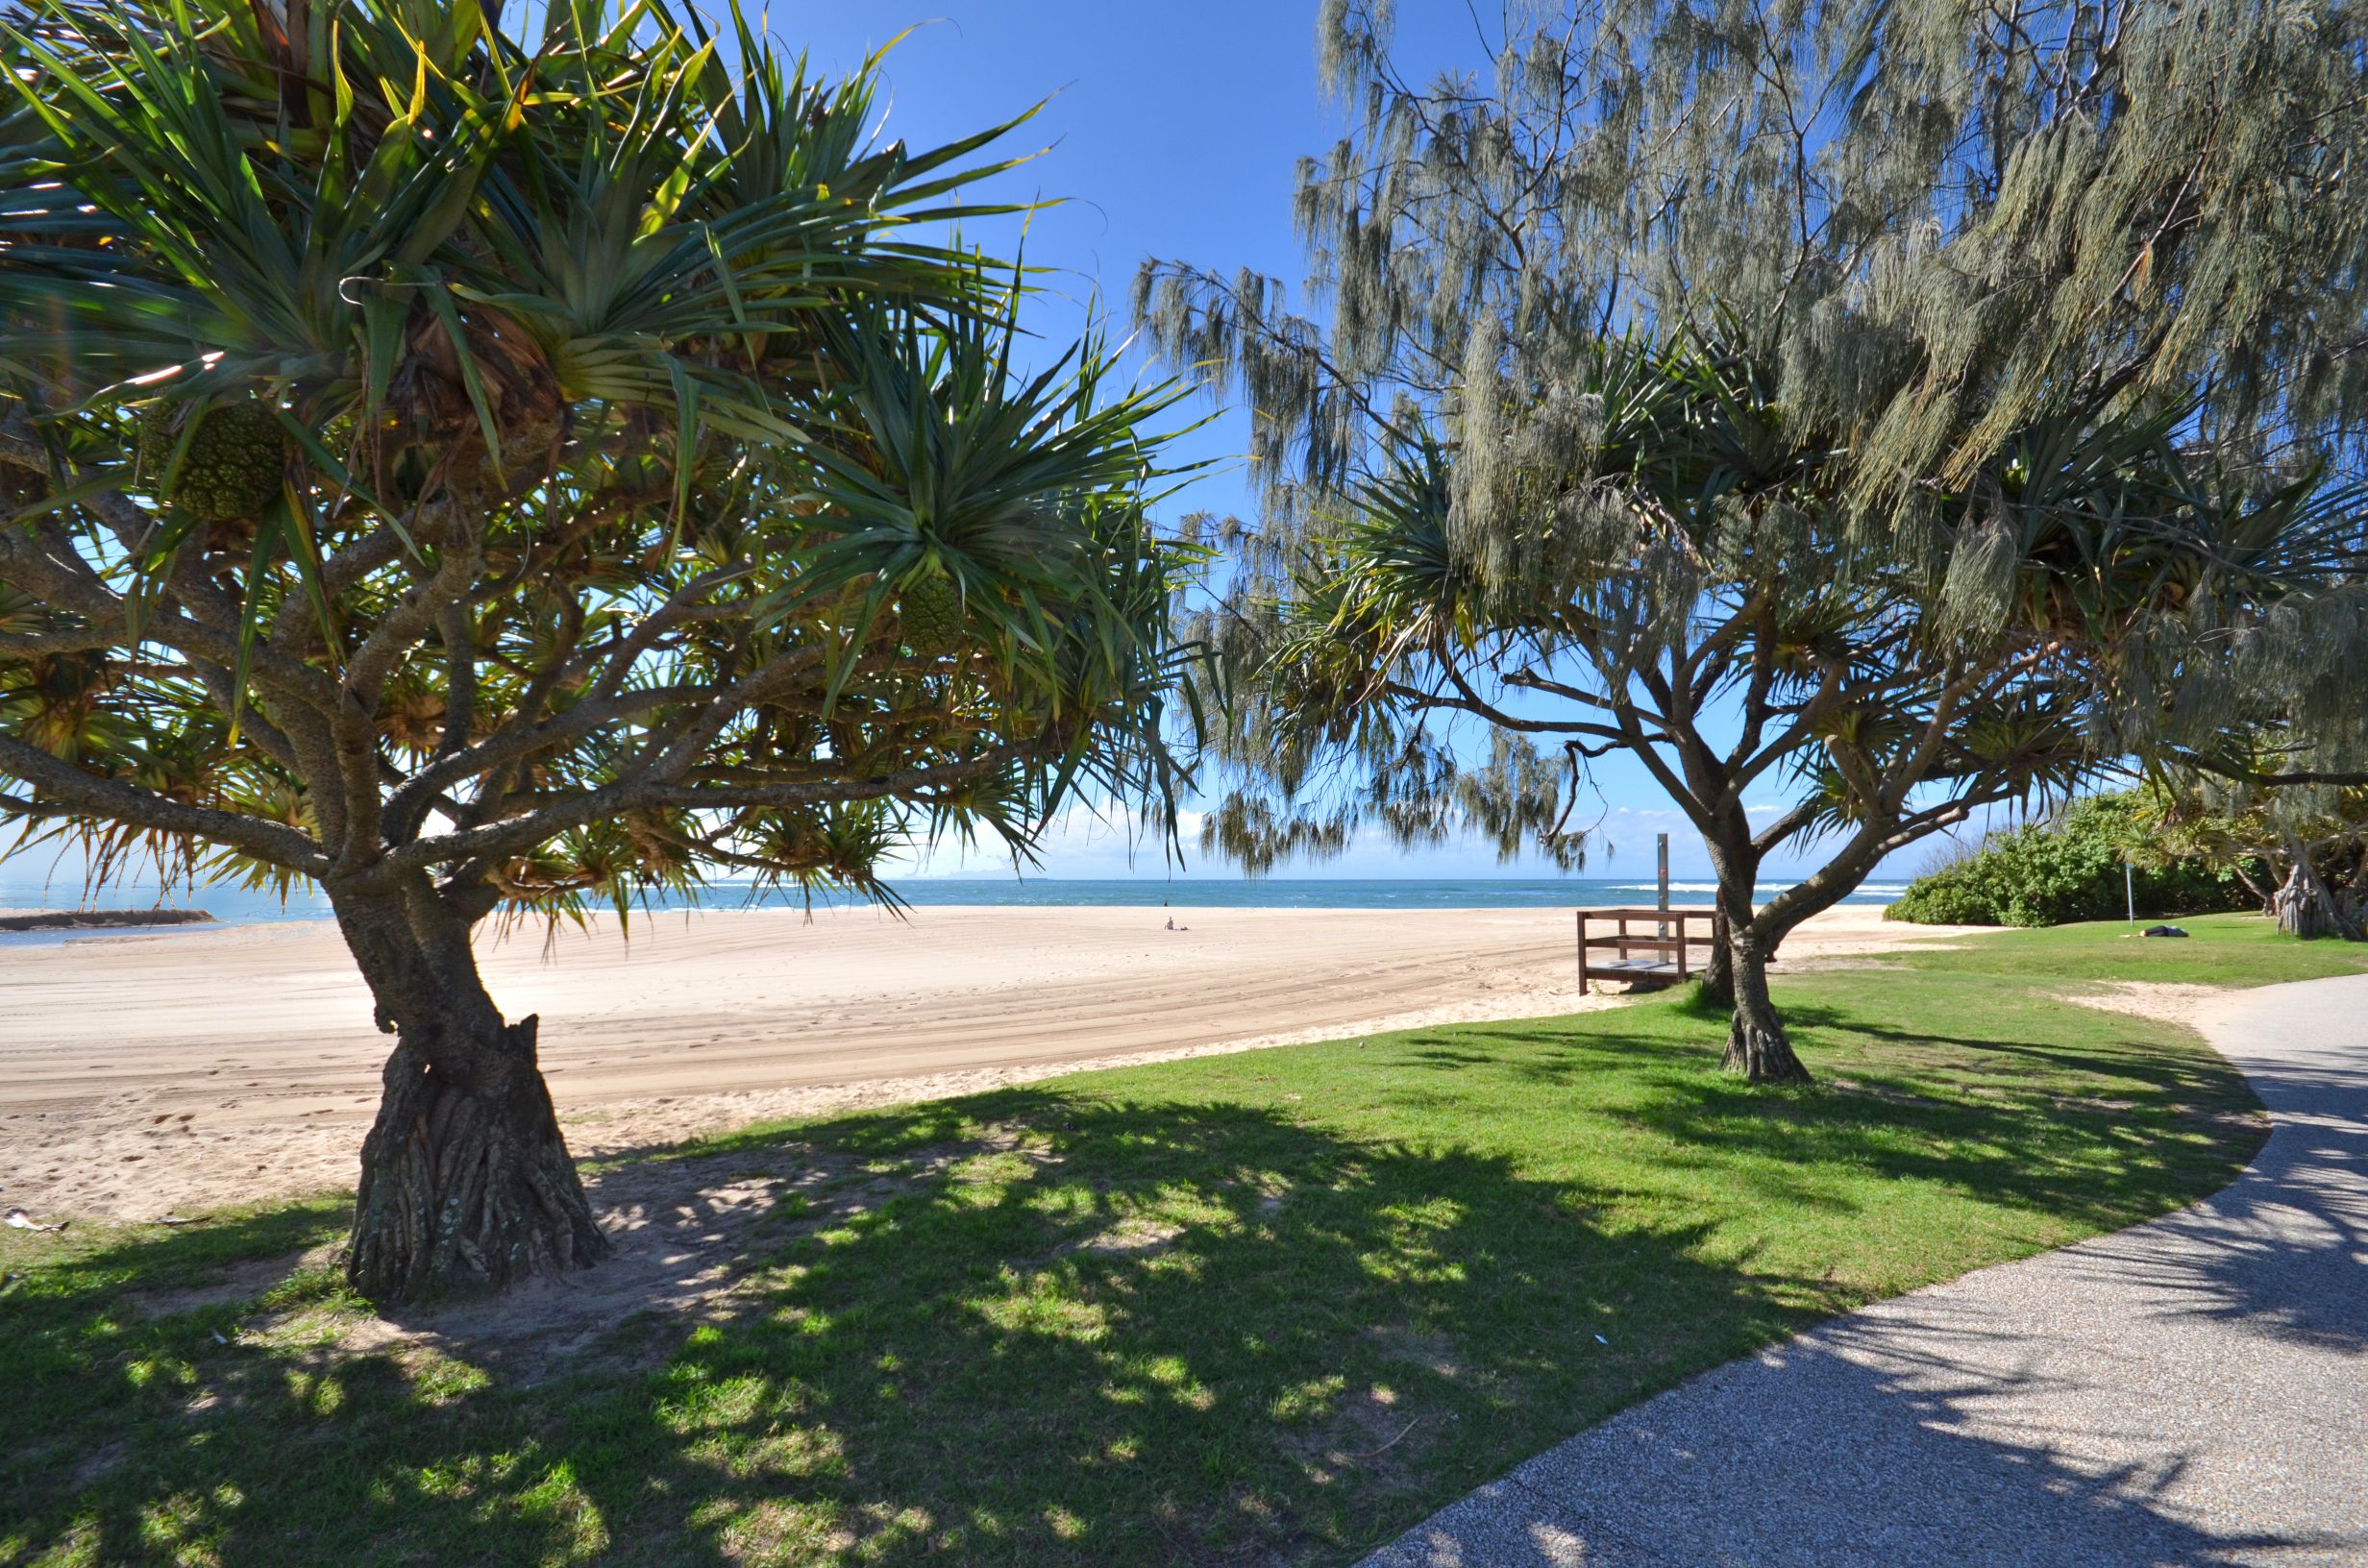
<box><xmin>1887</xmin><ymin>794</ymin><xmax>2256</xmax><ymax>926</ymax></box>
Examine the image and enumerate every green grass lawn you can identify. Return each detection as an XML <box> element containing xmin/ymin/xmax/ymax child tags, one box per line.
<box><xmin>6</xmin><ymin>915</ymin><xmax>2364</xmax><ymax>1567</ymax></box>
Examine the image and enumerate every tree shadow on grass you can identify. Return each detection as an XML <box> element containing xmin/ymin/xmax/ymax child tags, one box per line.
<box><xmin>1348</xmin><ymin>1008</ymin><xmax>2356</xmax><ymax>1567</ymax></box>
<box><xmin>1427</xmin><ymin>992</ymin><xmax>2265</xmax><ymax>1237</ymax></box>
<box><xmin>0</xmin><ymin>1202</ymin><xmax>353</xmax><ymax>1552</ymax></box>
<box><xmin>3</xmin><ymin>1094</ymin><xmax>1816</xmax><ymax>1568</ymax></box>
<box><xmin>1418</xmin><ymin>1032</ymin><xmax>2364</xmax><ymax>1566</ymax></box>
<box><xmin>1786</xmin><ymin>1006</ymin><xmax>2253</xmax><ymax>1099</ymax></box>
<box><xmin>1</xmin><ymin>984</ymin><xmax>2306</xmax><ymax>1568</ymax></box>
<box><xmin>566</xmin><ymin>1092</ymin><xmax>1820</xmax><ymax>1566</ymax></box>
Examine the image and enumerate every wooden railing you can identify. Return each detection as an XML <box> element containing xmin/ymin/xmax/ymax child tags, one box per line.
<box><xmin>1574</xmin><ymin>906</ymin><xmax>1725</xmax><ymax>993</ymax></box>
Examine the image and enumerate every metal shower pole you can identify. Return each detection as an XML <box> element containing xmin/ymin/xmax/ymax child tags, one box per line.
<box><xmin>1658</xmin><ymin>834</ymin><xmax>1670</xmax><ymax>941</ymax></box>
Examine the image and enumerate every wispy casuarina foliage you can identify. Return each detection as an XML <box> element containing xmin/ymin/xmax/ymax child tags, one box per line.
<box><xmin>0</xmin><ymin>0</ymin><xmax>1197</xmax><ymax>1298</ymax></box>
<box><xmin>1139</xmin><ymin>0</ymin><xmax>2368</xmax><ymax>1079</ymax></box>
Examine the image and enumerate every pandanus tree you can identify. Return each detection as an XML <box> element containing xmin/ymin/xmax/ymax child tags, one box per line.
<box><xmin>0</xmin><ymin>0</ymin><xmax>1197</xmax><ymax>1299</ymax></box>
<box><xmin>1141</xmin><ymin>0</ymin><xmax>2368</xmax><ymax>1079</ymax></box>
<box><xmin>2133</xmin><ymin>772</ymin><xmax>2368</xmax><ymax>939</ymax></box>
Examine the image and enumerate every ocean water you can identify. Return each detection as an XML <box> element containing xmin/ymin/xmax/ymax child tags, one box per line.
<box><xmin>1</xmin><ymin>875</ymin><xmax>1905</xmax><ymax>933</ymax></box>
<box><xmin>889</xmin><ymin>878</ymin><xmax>1907</xmax><ymax>910</ymax></box>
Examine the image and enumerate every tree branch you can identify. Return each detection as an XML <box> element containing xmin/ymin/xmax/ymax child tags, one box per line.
<box><xmin>0</xmin><ymin>734</ymin><xmax>329</xmax><ymax>872</ymax></box>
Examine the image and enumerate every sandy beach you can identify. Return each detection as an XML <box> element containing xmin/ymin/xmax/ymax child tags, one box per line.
<box><xmin>0</xmin><ymin>903</ymin><xmax>1951</xmax><ymax>1220</ymax></box>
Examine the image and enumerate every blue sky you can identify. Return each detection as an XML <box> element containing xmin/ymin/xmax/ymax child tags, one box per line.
<box><xmin>773</xmin><ymin>3</ymin><xmax>1601</xmax><ymax>879</ymax></box>
<box><xmin>8</xmin><ymin>4</ymin><xmax>2003</xmax><ymax>896</ymax></box>
<box><xmin>764</xmin><ymin>3</ymin><xmax>1994</xmax><ymax>883</ymax></box>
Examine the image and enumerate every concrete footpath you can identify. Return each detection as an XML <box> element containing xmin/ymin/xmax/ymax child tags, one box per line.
<box><xmin>1359</xmin><ymin>975</ymin><xmax>2368</xmax><ymax>1568</ymax></box>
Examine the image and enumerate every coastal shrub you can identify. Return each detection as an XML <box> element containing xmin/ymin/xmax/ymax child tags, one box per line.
<box><xmin>1887</xmin><ymin>794</ymin><xmax>2255</xmax><ymax>926</ymax></box>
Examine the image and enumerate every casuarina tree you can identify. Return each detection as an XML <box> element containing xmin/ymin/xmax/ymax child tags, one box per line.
<box><xmin>0</xmin><ymin>0</ymin><xmax>1196</xmax><ymax>1300</ymax></box>
<box><xmin>1139</xmin><ymin>0</ymin><xmax>2368</xmax><ymax>1080</ymax></box>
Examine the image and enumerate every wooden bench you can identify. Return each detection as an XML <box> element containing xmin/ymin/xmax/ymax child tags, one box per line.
<box><xmin>1575</xmin><ymin>906</ymin><xmax>1724</xmax><ymax>993</ymax></box>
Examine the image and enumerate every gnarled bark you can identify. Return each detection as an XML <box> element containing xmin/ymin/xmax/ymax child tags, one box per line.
<box><xmin>2273</xmin><ymin>851</ymin><xmax>2364</xmax><ymax>941</ymax></box>
<box><xmin>333</xmin><ymin>883</ymin><xmax>608</xmax><ymax>1301</ymax></box>
<box><xmin>1721</xmin><ymin>935</ymin><xmax>1812</xmax><ymax>1084</ymax></box>
<box><xmin>348</xmin><ymin>1012</ymin><xmax>607</xmax><ymax>1300</ymax></box>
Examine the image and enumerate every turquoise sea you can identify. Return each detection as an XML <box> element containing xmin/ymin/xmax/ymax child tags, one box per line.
<box><xmin>1</xmin><ymin>875</ymin><xmax>1905</xmax><ymax>933</ymax></box>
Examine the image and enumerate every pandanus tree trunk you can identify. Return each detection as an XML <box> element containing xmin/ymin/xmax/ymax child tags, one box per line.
<box><xmin>1720</xmin><ymin>930</ymin><xmax>1812</xmax><ymax>1084</ymax></box>
<box><xmin>334</xmin><ymin>888</ymin><xmax>608</xmax><ymax>1301</ymax></box>
<box><xmin>2273</xmin><ymin>849</ymin><xmax>2364</xmax><ymax>942</ymax></box>
<box><xmin>1695</xmin><ymin>851</ymin><xmax>1756</xmax><ymax>1009</ymax></box>
<box><xmin>1697</xmin><ymin>925</ymin><xmax>1736</xmax><ymax>1008</ymax></box>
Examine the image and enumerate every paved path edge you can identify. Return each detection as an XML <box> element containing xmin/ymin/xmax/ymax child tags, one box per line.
<box><xmin>1351</xmin><ymin>973</ymin><xmax>2368</xmax><ymax>1568</ymax></box>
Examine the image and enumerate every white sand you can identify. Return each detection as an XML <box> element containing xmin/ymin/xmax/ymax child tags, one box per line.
<box><xmin>0</xmin><ymin>902</ymin><xmax>1961</xmax><ymax>1220</ymax></box>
